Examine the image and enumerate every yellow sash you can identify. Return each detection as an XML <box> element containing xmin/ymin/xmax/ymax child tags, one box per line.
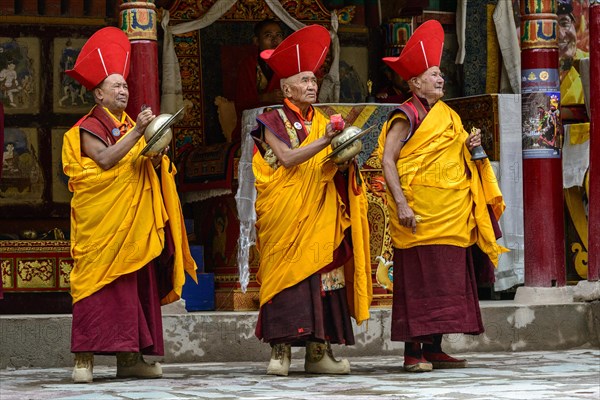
<box><xmin>253</xmin><ymin>110</ymin><xmax>372</xmax><ymax>324</ymax></box>
<box><xmin>62</xmin><ymin>119</ymin><xmax>196</xmax><ymax>304</ymax></box>
<box><xmin>377</xmin><ymin>101</ymin><xmax>507</xmax><ymax>266</ymax></box>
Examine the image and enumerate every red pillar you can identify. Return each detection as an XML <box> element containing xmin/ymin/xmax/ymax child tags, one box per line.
<box><xmin>520</xmin><ymin>1</ymin><xmax>566</xmax><ymax>287</ymax></box>
<box><xmin>120</xmin><ymin>1</ymin><xmax>160</xmax><ymax>117</ymax></box>
<box><xmin>587</xmin><ymin>2</ymin><xmax>600</xmax><ymax>282</ymax></box>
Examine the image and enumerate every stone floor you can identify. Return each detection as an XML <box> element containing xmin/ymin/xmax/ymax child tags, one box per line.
<box><xmin>0</xmin><ymin>349</ymin><xmax>598</xmax><ymax>399</ymax></box>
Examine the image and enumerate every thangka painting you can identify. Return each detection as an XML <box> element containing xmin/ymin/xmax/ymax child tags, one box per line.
<box><xmin>0</xmin><ymin>127</ymin><xmax>43</xmax><ymax>204</ymax></box>
<box><xmin>51</xmin><ymin>129</ymin><xmax>72</xmax><ymax>204</ymax></box>
<box><xmin>0</xmin><ymin>37</ymin><xmax>40</xmax><ymax>114</ymax></box>
<box><xmin>53</xmin><ymin>38</ymin><xmax>94</xmax><ymax>113</ymax></box>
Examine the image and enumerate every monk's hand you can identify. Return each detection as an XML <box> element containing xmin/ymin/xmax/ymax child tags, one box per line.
<box><xmin>135</xmin><ymin>107</ymin><xmax>156</xmax><ymax>137</ymax></box>
<box><xmin>325</xmin><ymin>122</ymin><xmax>341</xmax><ymax>143</ymax></box>
<box><xmin>397</xmin><ymin>203</ymin><xmax>417</xmax><ymax>234</ymax></box>
<box><xmin>467</xmin><ymin>127</ymin><xmax>482</xmax><ymax>151</ymax></box>
<box><xmin>336</xmin><ymin>159</ymin><xmax>351</xmax><ymax>172</ymax></box>
<box><xmin>151</xmin><ymin>146</ymin><xmax>169</xmax><ymax>169</ymax></box>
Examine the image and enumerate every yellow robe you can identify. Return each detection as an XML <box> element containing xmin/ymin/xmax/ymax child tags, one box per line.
<box><xmin>62</xmin><ymin>113</ymin><xmax>196</xmax><ymax>304</ymax></box>
<box><xmin>377</xmin><ymin>100</ymin><xmax>507</xmax><ymax>266</ymax></box>
<box><xmin>253</xmin><ymin>109</ymin><xmax>372</xmax><ymax>325</ymax></box>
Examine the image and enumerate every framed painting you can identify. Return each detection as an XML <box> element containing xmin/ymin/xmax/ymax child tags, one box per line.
<box><xmin>0</xmin><ymin>37</ymin><xmax>41</xmax><ymax>114</ymax></box>
<box><xmin>51</xmin><ymin>128</ymin><xmax>72</xmax><ymax>204</ymax></box>
<box><xmin>0</xmin><ymin>127</ymin><xmax>43</xmax><ymax>205</ymax></box>
<box><xmin>53</xmin><ymin>38</ymin><xmax>94</xmax><ymax>113</ymax></box>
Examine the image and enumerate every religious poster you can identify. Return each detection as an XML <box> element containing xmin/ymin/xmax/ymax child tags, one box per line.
<box><xmin>53</xmin><ymin>38</ymin><xmax>93</xmax><ymax>114</ymax></box>
<box><xmin>0</xmin><ymin>127</ymin><xmax>43</xmax><ymax>204</ymax></box>
<box><xmin>0</xmin><ymin>37</ymin><xmax>40</xmax><ymax>114</ymax></box>
<box><xmin>51</xmin><ymin>128</ymin><xmax>72</xmax><ymax>203</ymax></box>
<box><xmin>521</xmin><ymin>91</ymin><xmax>561</xmax><ymax>159</ymax></box>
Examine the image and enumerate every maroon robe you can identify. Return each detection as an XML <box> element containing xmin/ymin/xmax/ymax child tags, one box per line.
<box><xmin>70</xmin><ymin>106</ymin><xmax>174</xmax><ymax>355</ymax></box>
<box><xmin>388</xmin><ymin>97</ymin><xmax>501</xmax><ymax>343</ymax></box>
<box><xmin>253</xmin><ymin>104</ymin><xmax>356</xmax><ymax>346</ymax></box>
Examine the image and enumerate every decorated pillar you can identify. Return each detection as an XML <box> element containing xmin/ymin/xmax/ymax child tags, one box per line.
<box><xmin>587</xmin><ymin>0</ymin><xmax>600</xmax><ymax>281</ymax></box>
<box><xmin>119</xmin><ymin>0</ymin><xmax>160</xmax><ymax>117</ymax></box>
<box><xmin>520</xmin><ymin>0</ymin><xmax>566</xmax><ymax>286</ymax></box>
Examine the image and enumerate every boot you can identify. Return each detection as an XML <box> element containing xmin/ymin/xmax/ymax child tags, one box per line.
<box><xmin>403</xmin><ymin>342</ymin><xmax>433</xmax><ymax>373</ymax></box>
<box><xmin>304</xmin><ymin>341</ymin><xmax>350</xmax><ymax>374</ymax></box>
<box><xmin>423</xmin><ymin>335</ymin><xmax>467</xmax><ymax>369</ymax></box>
<box><xmin>72</xmin><ymin>352</ymin><xmax>94</xmax><ymax>383</ymax></box>
<box><xmin>266</xmin><ymin>343</ymin><xmax>291</xmax><ymax>376</ymax></box>
<box><xmin>116</xmin><ymin>352</ymin><xmax>162</xmax><ymax>379</ymax></box>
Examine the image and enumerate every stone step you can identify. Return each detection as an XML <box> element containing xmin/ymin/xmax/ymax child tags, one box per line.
<box><xmin>1</xmin><ymin>300</ymin><xmax>598</xmax><ymax>369</ymax></box>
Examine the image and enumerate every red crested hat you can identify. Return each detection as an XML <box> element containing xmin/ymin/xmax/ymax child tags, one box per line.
<box><xmin>382</xmin><ymin>20</ymin><xmax>444</xmax><ymax>81</ymax></box>
<box><xmin>65</xmin><ymin>27</ymin><xmax>131</xmax><ymax>91</ymax></box>
<box><xmin>260</xmin><ymin>25</ymin><xmax>330</xmax><ymax>79</ymax></box>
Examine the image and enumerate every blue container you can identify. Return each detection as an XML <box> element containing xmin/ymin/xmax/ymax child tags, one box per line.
<box><xmin>181</xmin><ymin>272</ymin><xmax>215</xmax><ymax>311</ymax></box>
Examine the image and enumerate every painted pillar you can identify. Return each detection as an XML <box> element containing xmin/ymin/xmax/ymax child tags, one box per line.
<box><xmin>587</xmin><ymin>0</ymin><xmax>600</xmax><ymax>281</ymax></box>
<box><xmin>119</xmin><ymin>0</ymin><xmax>160</xmax><ymax>117</ymax></box>
<box><xmin>520</xmin><ymin>0</ymin><xmax>566</xmax><ymax>287</ymax></box>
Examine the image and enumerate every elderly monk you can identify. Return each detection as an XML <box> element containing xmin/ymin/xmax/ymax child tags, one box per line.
<box><xmin>378</xmin><ymin>20</ymin><xmax>506</xmax><ymax>373</ymax></box>
<box><xmin>250</xmin><ymin>25</ymin><xmax>372</xmax><ymax>376</ymax></box>
<box><xmin>62</xmin><ymin>27</ymin><xmax>196</xmax><ymax>383</ymax></box>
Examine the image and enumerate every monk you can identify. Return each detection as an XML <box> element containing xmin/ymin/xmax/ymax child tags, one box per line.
<box><xmin>378</xmin><ymin>20</ymin><xmax>506</xmax><ymax>373</ymax></box>
<box><xmin>251</xmin><ymin>25</ymin><xmax>372</xmax><ymax>376</ymax></box>
<box><xmin>62</xmin><ymin>27</ymin><xmax>196</xmax><ymax>383</ymax></box>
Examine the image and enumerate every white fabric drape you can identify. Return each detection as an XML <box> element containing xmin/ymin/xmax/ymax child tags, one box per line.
<box><xmin>493</xmin><ymin>0</ymin><xmax>521</xmax><ymax>94</ymax></box>
<box><xmin>455</xmin><ymin>0</ymin><xmax>467</xmax><ymax>65</ymax></box>
<box><xmin>493</xmin><ymin>94</ymin><xmax>525</xmax><ymax>291</ymax></box>
<box><xmin>160</xmin><ymin>0</ymin><xmax>341</xmax><ymax>115</ymax></box>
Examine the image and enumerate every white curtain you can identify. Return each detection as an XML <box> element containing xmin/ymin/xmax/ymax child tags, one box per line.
<box><xmin>160</xmin><ymin>0</ymin><xmax>341</xmax><ymax>115</ymax></box>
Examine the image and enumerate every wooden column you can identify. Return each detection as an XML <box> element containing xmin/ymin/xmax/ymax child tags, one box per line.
<box><xmin>520</xmin><ymin>0</ymin><xmax>566</xmax><ymax>287</ymax></box>
<box><xmin>587</xmin><ymin>0</ymin><xmax>600</xmax><ymax>281</ymax></box>
<box><xmin>120</xmin><ymin>0</ymin><xmax>160</xmax><ymax>117</ymax></box>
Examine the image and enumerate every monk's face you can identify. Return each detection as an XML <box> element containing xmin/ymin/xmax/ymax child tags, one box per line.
<box><xmin>558</xmin><ymin>14</ymin><xmax>577</xmax><ymax>62</ymax></box>
<box><xmin>412</xmin><ymin>66</ymin><xmax>445</xmax><ymax>103</ymax></box>
<box><xmin>283</xmin><ymin>71</ymin><xmax>318</xmax><ymax>107</ymax></box>
<box><xmin>255</xmin><ymin>23</ymin><xmax>284</xmax><ymax>51</ymax></box>
<box><xmin>96</xmin><ymin>74</ymin><xmax>129</xmax><ymax>114</ymax></box>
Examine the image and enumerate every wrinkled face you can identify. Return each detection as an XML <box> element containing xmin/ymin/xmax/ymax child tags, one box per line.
<box><xmin>558</xmin><ymin>14</ymin><xmax>577</xmax><ymax>61</ymax></box>
<box><xmin>283</xmin><ymin>71</ymin><xmax>318</xmax><ymax>106</ymax></box>
<box><xmin>255</xmin><ymin>23</ymin><xmax>284</xmax><ymax>51</ymax></box>
<box><xmin>96</xmin><ymin>73</ymin><xmax>129</xmax><ymax>113</ymax></box>
<box><xmin>412</xmin><ymin>66</ymin><xmax>445</xmax><ymax>102</ymax></box>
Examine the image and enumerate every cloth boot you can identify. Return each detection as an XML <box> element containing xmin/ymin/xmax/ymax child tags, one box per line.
<box><xmin>423</xmin><ymin>334</ymin><xmax>467</xmax><ymax>368</ymax></box>
<box><xmin>304</xmin><ymin>341</ymin><xmax>350</xmax><ymax>374</ymax></box>
<box><xmin>403</xmin><ymin>342</ymin><xmax>433</xmax><ymax>372</ymax></box>
<box><xmin>72</xmin><ymin>352</ymin><xmax>94</xmax><ymax>383</ymax></box>
<box><xmin>116</xmin><ymin>352</ymin><xmax>162</xmax><ymax>379</ymax></box>
<box><xmin>266</xmin><ymin>343</ymin><xmax>291</xmax><ymax>376</ymax></box>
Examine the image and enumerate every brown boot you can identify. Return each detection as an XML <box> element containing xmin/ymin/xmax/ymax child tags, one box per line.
<box><xmin>72</xmin><ymin>352</ymin><xmax>94</xmax><ymax>383</ymax></box>
<box><xmin>304</xmin><ymin>341</ymin><xmax>350</xmax><ymax>374</ymax></box>
<box><xmin>266</xmin><ymin>343</ymin><xmax>291</xmax><ymax>376</ymax></box>
<box><xmin>116</xmin><ymin>352</ymin><xmax>162</xmax><ymax>379</ymax></box>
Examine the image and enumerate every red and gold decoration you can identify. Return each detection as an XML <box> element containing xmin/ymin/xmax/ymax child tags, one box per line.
<box><xmin>121</xmin><ymin>0</ymin><xmax>160</xmax><ymax>118</ymax></box>
<box><xmin>1</xmin><ymin>240</ymin><xmax>72</xmax><ymax>292</ymax></box>
<box><xmin>520</xmin><ymin>0</ymin><xmax>566</xmax><ymax>287</ymax></box>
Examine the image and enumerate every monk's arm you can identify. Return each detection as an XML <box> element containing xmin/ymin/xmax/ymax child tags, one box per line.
<box><xmin>265</xmin><ymin>123</ymin><xmax>337</xmax><ymax>168</ymax></box>
<box><xmin>81</xmin><ymin>109</ymin><xmax>154</xmax><ymax>170</ymax></box>
<box><xmin>381</xmin><ymin>118</ymin><xmax>417</xmax><ymax>233</ymax></box>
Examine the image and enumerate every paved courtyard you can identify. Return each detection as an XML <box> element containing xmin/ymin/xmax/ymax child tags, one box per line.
<box><xmin>0</xmin><ymin>349</ymin><xmax>598</xmax><ymax>399</ymax></box>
